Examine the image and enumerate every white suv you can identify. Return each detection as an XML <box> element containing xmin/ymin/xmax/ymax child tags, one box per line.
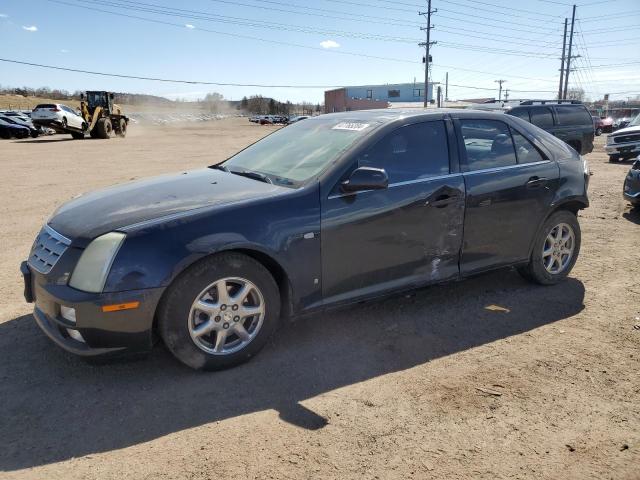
<box><xmin>605</xmin><ymin>113</ymin><xmax>640</xmax><ymax>162</ymax></box>
<box><xmin>31</xmin><ymin>104</ymin><xmax>85</xmax><ymax>132</ymax></box>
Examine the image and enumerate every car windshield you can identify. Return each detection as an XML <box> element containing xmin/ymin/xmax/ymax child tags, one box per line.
<box><xmin>628</xmin><ymin>113</ymin><xmax>640</xmax><ymax>127</ymax></box>
<box><xmin>220</xmin><ymin>117</ymin><xmax>379</xmax><ymax>186</ymax></box>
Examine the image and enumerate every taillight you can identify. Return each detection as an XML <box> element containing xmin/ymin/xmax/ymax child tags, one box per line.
<box><xmin>49</xmin><ymin>107</ymin><xmax>60</xmax><ymax>112</ymax></box>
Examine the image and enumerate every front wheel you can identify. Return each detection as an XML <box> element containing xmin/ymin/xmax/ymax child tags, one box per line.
<box><xmin>518</xmin><ymin>210</ymin><xmax>581</xmax><ymax>285</ymax></box>
<box><xmin>595</xmin><ymin>127</ymin><xmax>602</xmax><ymax>136</ymax></box>
<box><xmin>158</xmin><ymin>253</ymin><xmax>281</xmax><ymax>370</ymax></box>
<box><xmin>609</xmin><ymin>155</ymin><xmax>620</xmax><ymax>163</ymax></box>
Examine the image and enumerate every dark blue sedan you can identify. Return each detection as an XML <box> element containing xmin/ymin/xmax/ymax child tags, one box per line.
<box><xmin>22</xmin><ymin>109</ymin><xmax>590</xmax><ymax>370</ymax></box>
<box><xmin>0</xmin><ymin>118</ymin><xmax>30</xmax><ymax>139</ymax></box>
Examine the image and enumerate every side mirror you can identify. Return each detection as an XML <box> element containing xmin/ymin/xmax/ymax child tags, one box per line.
<box><xmin>341</xmin><ymin>167</ymin><xmax>388</xmax><ymax>193</ymax></box>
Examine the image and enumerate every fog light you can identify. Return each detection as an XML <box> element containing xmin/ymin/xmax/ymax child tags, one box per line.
<box><xmin>60</xmin><ymin>305</ymin><xmax>76</xmax><ymax>323</ymax></box>
<box><xmin>66</xmin><ymin>328</ymin><xmax>85</xmax><ymax>343</ymax></box>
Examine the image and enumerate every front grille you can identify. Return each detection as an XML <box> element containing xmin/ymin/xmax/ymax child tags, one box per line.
<box><xmin>614</xmin><ymin>134</ymin><xmax>640</xmax><ymax>144</ymax></box>
<box><xmin>28</xmin><ymin>225</ymin><xmax>71</xmax><ymax>274</ymax></box>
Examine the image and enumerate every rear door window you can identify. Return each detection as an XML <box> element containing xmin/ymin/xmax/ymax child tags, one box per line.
<box><xmin>555</xmin><ymin>106</ymin><xmax>592</xmax><ymax>126</ymax></box>
<box><xmin>358</xmin><ymin>121</ymin><xmax>450</xmax><ymax>183</ymax></box>
<box><xmin>459</xmin><ymin>120</ymin><xmax>517</xmax><ymax>171</ymax></box>
<box><xmin>530</xmin><ymin>108</ymin><xmax>554</xmax><ymax>128</ymax></box>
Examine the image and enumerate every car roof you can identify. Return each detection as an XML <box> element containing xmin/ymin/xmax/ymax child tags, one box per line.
<box><xmin>318</xmin><ymin>108</ymin><xmax>514</xmax><ymax>124</ymax></box>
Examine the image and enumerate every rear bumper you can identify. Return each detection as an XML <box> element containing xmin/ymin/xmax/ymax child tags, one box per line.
<box><xmin>22</xmin><ymin>261</ymin><xmax>164</xmax><ymax>358</ymax></box>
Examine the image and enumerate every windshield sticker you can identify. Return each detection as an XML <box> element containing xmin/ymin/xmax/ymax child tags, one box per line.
<box><xmin>332</xmin><ymin>122</ymin><xmax>370</xmax><ymax>131</ymax></box>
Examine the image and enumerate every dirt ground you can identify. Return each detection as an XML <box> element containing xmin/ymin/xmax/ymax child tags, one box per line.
<box><xmin>0</xmin><ymin>118</ymin><xmax>638</xmax><ymax>479</ymax></box>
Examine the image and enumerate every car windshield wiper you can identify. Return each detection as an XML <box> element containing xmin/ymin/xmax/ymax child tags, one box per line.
<box><xmin>229</xmin><ymin>169</ymin><xmax>273</xmax><ymax>184</ymax></box>
<box><xmin>210</xmin><ymin>164</ymin><xmax>229</xmax><ymax>172</ymax></box>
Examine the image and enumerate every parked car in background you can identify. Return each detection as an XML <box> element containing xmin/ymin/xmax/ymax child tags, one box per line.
<box><xmin>623</xmin><ymin>157</ymin><xmax>640</xmax><ymax>208</ymax></box>
<box><xmin>0</xmin><ymin>118</ymin><xmax>30</xmax><ymax>139</ymax></box>
<box><xmin>605</xmin><ymin>113</ymin><xmax>640</xmax><ymax>162</ymax></box>
<box><xmin>287</xmin><ymin>115</ymin><xmax>309</xmax><ymax>124</ymax></box>
<box><xmin>506</xmin><ymin>100</ymin><xmax>594</xmax><ymax>155</ymax></box>
<box><xmin>21</xmin><ymin>109</ymin><xmax>589</xmax><ymax>370</ymax></box>
<box><xmin>599</xmin><ymin>116</ymin><xmax>614</xmax><ymax>133</ymax></box>
<box><xmin>0</xmin><ymin>114</ymin><xmax>39</xmax><ymax>138</ymax></box>
<box><xmin>614</xmin><ymin>117</ymin><xmax>631</xmax><ymax>130</ymax></box>
<box><xmin>31</xmin><ymin>103</ymin><xmax>85</xmax><ymax>132</ymax></box>
<box><xmin>592</xmin><ymin>115</ymin><xmax>604</xmax><ymax>136</ymax></box>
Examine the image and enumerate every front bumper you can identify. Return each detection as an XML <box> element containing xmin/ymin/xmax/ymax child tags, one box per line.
<box><xmin>22</xmin><ymin>261</ymin><xmax>164</xmax><ymax>358</ymax></box>
<box><xmin>605</xmin><ymin>141</ymin><xmax>640</xmax><ymax>156</ymax></box>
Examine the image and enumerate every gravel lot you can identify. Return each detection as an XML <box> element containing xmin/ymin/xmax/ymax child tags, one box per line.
<box><xmin>0</xmin><ymin>118</ymin><xmax>638</xmax><ymax>479</ymax></box>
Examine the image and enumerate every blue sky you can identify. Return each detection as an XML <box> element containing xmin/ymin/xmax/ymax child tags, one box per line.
<box><xmin>0</xmin><ymin>0</ymin><xmax>638</xmax><ymax>103</ymax></box>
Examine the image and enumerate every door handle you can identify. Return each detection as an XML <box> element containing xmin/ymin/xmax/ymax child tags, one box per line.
<box><xmin>427</xmin><ymin>194</ymin><xmax>458</xmax><ymax>208</ymax></box>
<box><xmin>526</xmin><ymin>176</ymin><xmax>549</xmax><ymax>188</ymax></box>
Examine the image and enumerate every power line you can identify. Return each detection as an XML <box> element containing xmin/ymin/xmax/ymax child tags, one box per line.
<box><xmin>46</xmin><ymin>0</ymin><xmax>422</xmax><ymax>64</ymax></box>
<box><xmin>0</xmin><ymin>57</ymin><xmax>563</xmax><ymax>95</ymax></box>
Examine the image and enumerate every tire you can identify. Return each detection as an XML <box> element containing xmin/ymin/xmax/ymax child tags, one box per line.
<box><xmin>30</xmin><ymin>130</ymin><xmax>39</xmax><ymax>138</ymax></box>
<box><xmin>61</xmin><ymin>117</ymin><xmax>67</xmax><ymax>129</ymax></box>
<box><xmin>158</xmin><ymin>252</ymin><xmax>281</xmax><ymax>370</ymax></box>
<box><xmin>94</xmin><ymin>118</ymin><xmax>112</xmax><ymax>139</ymax></box>
<box><xmin>518</xmin><ymin>210</ymin><xmax>581</xmax><ymax>285</ymax></box>
<box><xmin>71</xmin><ymin>132</ymin><xmax>85</xmax><ymax>140</ymax></box>
<box><xmin>0</xmin><ymin>131</ymin><xmax>10</xmax><ymax>140</ymax></box>
<box><xmin>116</xmin><ymin>118</ymin><xmax>127</xmax><ymax>137</ymax></box>
<box><xmin>609</xmin><ymin>155</ymin><xmax>620</xmax><ymax>163</ymax></box>
<box><xmin>595</xmin><ymin>127</ymin><xmax>602</xmax><ymax>136</ymax></box>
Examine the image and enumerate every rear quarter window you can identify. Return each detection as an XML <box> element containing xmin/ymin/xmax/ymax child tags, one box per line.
<box><xmin>555</xmin><ymin>106</ymin><xmax>592</xmax><ymax>126</ymax></box>
<box><xmin>530</xmin><ymin>108</ymin><xmax>554</xmax><ymax>128</ymax></box>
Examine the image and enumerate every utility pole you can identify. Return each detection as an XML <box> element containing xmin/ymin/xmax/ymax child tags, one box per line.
<box><xmin>504</xmin><ymin>89</ymin><xmax>509</xmax><ymax>101</ymax></box>
<box><xmin>495</xmin><ymin>79</ymin><xmax>506</xmax><ymax>101</ymax></box>
<box><xmin>419</xmin><ymin>0</ymin><xmax>437</xmax><ymax>108</ymax></box>
<box><xmin>558</xmin><ymin>18</ymin><xmax>568</xmax><ymax>100</ymax></box>
<box><xmin>445</xmin><ymin>72</ymin><xmax>449</xmax><ymax>101</ymax></box>
<box><xmin>563</xmin><ymin>4</ymin><xmax>577</xmax><ymax>99</ymax></box>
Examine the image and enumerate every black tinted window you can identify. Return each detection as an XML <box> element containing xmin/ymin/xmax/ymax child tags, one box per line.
<box><xmin>511</xmin><ymin>128</ymin><xmax>545</xmax><ymax>164</ymax></box>
<box><xmin>509</xmin><ymin>108</ymin><xmax>530</xmax><ymax>122</ymax></box>
<box><xmin>35</xmin><ymin>104</ymin><xmax>56</xmax><ymax>109</ymax></box>
<box><xmin>530</xmin><ymin>108</ymin><xmax>554</xmax><ymax>128</ymax></box>
<box><xmin>555</xmin><ymin>106</ymin><xmax>591</xmax><ymax>125</ymax></box>
<box><xmin>359</xmin><ymin>121</ymin><xmax>449</xmax><ymax>183</ymax></box>
<box><xmin>460</xmin><ymin>120</ymin><xmax>517</xmax><ymax>171</ymax></box>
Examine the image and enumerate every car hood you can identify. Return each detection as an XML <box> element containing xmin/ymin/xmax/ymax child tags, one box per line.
<box><xmin>48</xmin><ymin>168</ymin><xmax>289</xmax><ymax>242</ymax></box>
<box><xmin>612</xmin><ymin>125</ymin><xmax>640</xmax><ymax>135</ymax></box>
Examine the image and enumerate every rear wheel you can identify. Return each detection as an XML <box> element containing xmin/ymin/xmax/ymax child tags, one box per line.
<box><xmin>61</xmin><ymin>117</ymin><xmax>67</xmax><ymax>129</ymax></box>
<box><xmin>30</xmin><ymin>130</ymin><xmax>39</xmax><ymax>138</ymax></box>
<box><xmin>158</xmin><ymin>253</ymin><xmax>281</xmax><ymax>370</ymax></box>
<box><xmin>71</xmin><ymin>132</ymin><xmax>84</xmax><ymax>140</ymax></box>
<box><xmin>518</xmin><ymin>210</ymin><xmax>581</xmax><ymax>285</ymax></box>
<box><xmin>95</xmin><ymin>118</ymin><xmax>112</xmax><ymax>139</ymax></box>
<box><xmin>595</xmin><ymin>127</ymin><xmax>602</xmax><ymax>136</ymax></box>
<box><xmin>609</xmin><ymin>155</ymin><xmax>620</xmax><ymax>163</ymax></box>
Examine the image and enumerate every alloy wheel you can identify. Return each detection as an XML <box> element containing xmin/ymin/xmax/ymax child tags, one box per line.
<box><xmin>188</xmin><ymin>277</ymin><xmax>266</xmax><ymax>355</ymax></box>
<box><xmin>542</xmin><ymin>223</ymin><xmax>575</xmax><ymax>274</ymax></box>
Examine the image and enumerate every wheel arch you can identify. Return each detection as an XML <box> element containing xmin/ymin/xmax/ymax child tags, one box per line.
<box><xmin>527</xmin><ymin>198</ymin><xmax>587</xmax><ymax>258</ymax></box>
<box><xmin>152</xmin><ymin>247</ymin><xmax>294</xmax><ymax>333</ymax></box>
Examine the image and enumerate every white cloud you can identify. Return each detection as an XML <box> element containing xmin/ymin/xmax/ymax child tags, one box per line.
<box><xmin>0</xmin><ymin>13</ymin><xmax>8</xmax><ymax>18</ymax></box>
<box><xmin>22</xmin><ymin>25</ymin><xmax>38</xmax><ymax>32</ymax></box>
<box><xmin>185</xmin><ymin>24</ymin><xmax>195</xmax><ymax>29</ymax></box>
<box><xmin>60</xmin><ymin>49</ymin><xmax>69</xmax><ymax>53</ymax></box>
<box><xmin>320</xmin><ymin>40</ymin><xmax>340</xmax><ymax>49</ymax></box>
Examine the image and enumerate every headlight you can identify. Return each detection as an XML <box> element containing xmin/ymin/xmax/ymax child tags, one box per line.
<box><xmin>606</xmin><ymin>135</ymin><xmax>614</xmax><ymax>145</ymax></box>
<box><xmin>69</xmin><ymin>232</ymin><xmax>126</xmax><ymax>293</ymax></box>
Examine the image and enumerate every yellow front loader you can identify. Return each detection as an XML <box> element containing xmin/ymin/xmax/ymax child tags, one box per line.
<box><xmin>77</xmin><ymin>91</ymin><xmax>129</xmax><ymax>139</ymax></box>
